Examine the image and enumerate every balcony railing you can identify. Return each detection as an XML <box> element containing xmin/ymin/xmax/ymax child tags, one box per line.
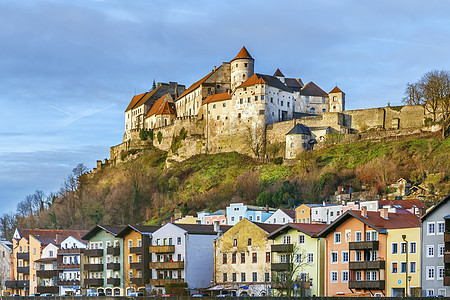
<box><xmin>148</xmin><ymin>278</ymin><xmax>183</xmax><ymax>286</ymax></box>
<box><xmin>107</xmin><ymin>247</ymin><xmax>120</xmax><ymax>256</ymax></box>
<box><xmin>444</xmin><ymin>232</ymin><xmax>450</xmax><ymax>243</ymax></box>
<box><xmin>271</xmin><ymin>244</ymin><xmax>294</xmax><ymax>253</ymax></box>
<box><xmin>84</xmin><ymin>264</ymin><xmax>103</xmax><ymax>271</ymax></box>
<box><xmin>349</xmin><ymin>241</ymin><xmax>379</xmax><ymax>250</ymax></box>
<box><xmin>349</xmin><ymin>260</ymin><xmax>385</xmax><ymax>270</ymax></box>
<box><xmin>37</xmin><ymin>286</ymin><xmax>59</xmax><ymax>295</ymax></box>
<box><xmin>17</xmin><ymin>252</ymin><xmax>29</xmax><ymax>260</ymax></box>
<box><xmin>57</xmin><ymin>279</ymin><xmax>80</xmax><ymax>286</ymax></box>
<box><xmin>17</xmin><ymin>266</ymin><xmax>30</xmax><ymax>274</ymax></box>
<box><xmin>130</xmin><ymin>246</ymin><xmax>143</xmax><ymax>254</ymax></box>
<box><xmin>36</xmin><ymin>269</ymin><xmax>58</xmax><ymax>278</ymax></box>
<box><xmin>107</xmin><ymin>263</ymin><xmax>120</xmax><ymax>271</ymax></box>
<box><xmin>130</xmin><ymin>262</ymin><xmax>143</xmax><ymax>270</ymax></box>
<box><xmin>149</xmin><ymin>245</ymin><xmax>175</xmax><ymax>253</ymax></box>
<box><xmin>5</xmin><ymin>280</ymin><xmax>29</xmax><ymax>289</ymax></box>
<box><xmin>58</xmin><ymin>263</ymin><xmax>80</xmax><ymax>270</ymax></box>
<box><xmin>84</xmin><ymin>278</ymin><xmax>104</xmax><ymax>286</ymax></box>
<box><xmin>444</xmin><ymin>253</ymin><xmax>450</xmax><ymax>264</ymax></box>
<box><xmin>444</xmin><ymin>276</ymin><xmax>450</xmax><ymax>287</ymax></box>
<box><xmin>130</xmin><ymin>277</ymin><xmax>144</xmax><ymax>285</ymax></box>
<box><xmin>84</xmin><ymin>249</ymin><xmax>103</xmax><ymax>257</ymax></box>
<box><xmin>149</xmin><ymin>261</ymin><xmax>184</xmax><ymax>270</ymax></box>
<box><xmin>107</xmin><ymin>278</ymin><xmax>120</xmax><ymax>286</ymax></box>
<box><xmin>348</xmin><ymin>280</ymin><xmax>385</xmax><ymax>290</ymax></box>
<box><xmin>271</xmin><ymin>262</ymin><xmax>290</xmax><ymax>271</ymax></box>
<box><xmin>59</xmin><ymin>248</ymin><xmax>82</xmax><ymax>254</ymax></box>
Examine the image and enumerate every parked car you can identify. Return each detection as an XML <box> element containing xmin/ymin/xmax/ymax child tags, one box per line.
<box><xmin>129</xmin><ymin>292</ymin><xmax>144</xmax><ymax>297</ymax></box>
<box><xmin>192</xmin><ymin>294</ymin><xmax>204</xmax><ymax>297</ymax></box>
<box><xmin>29</xmin><ymin>294</ymin><xmax>41</xmax><ymax>297</ymax></box>
<box><xmin>40</xmin><ymin>293</ymin><xmax>53</xmax><ymax>297</ymax></box>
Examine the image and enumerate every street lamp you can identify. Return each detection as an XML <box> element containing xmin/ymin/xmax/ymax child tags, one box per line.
<box><xmin>402</xmin><ymin>235</ymin><xmax>408</xmax><ymax>297</ymax></box>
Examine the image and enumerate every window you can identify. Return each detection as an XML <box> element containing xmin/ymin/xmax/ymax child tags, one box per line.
<box><xmin>334</xmin><ymin>232</ymin><xmax>341</xmax><ymax>244</ymax></box>
<box><xmin>241</xmin><ymin>273</ymin><xmax>246</xmax><ymax>282</ymax></box>
<box><xmin>241</xmin><ymin>253</ymin><xmax>245</xmax><ymax>263</ymax></box>
<box><xmin>282</xmin><ymin>235</ymin><xmax>291</xmax><ymax>244</ymax></box>
<box><xmin>307</xmin><ymin>253</ymin><xmax>314</xmax><ymax>263</ymax></box>
<box><xmin>355</xmin><ymin>251</ymin><xmax>361</xmax><ymax>262</ymax></box>
<box><xmin>261</xmin><ymin>95</ymin><xmax>264</xmax><ymax>100</ymax></box>
<box><xmin>331</xmin><ymin>271</ymin><xmax>338</xmax><ymax>283</ymax></box>
<box><xmin>437</xmin><ymin>221</ymin><xmax>444</xmax><ymax>234</ymax></box>
<box><xmin>223</xmin><ymin>103</ymin><xmax>226</xmax><ymax>107</ymax></box>
<box><xmin>270</xmin><ymin>97</ymin><xmax>273</xmax><ymax>103</ymax></box>
<box><xmin>280</xmin><ymin>254</ymin><xmax>288</xmax><ymax>263</ymax></box>
<box><xmin>128</xmin><ymin>255</ymin><xmax>132</xmax><ymax>263</ymax></box>
<box><xmin>392</xmin><ymin>243</ymin><xmax>398</xmax><ymax>254</ymax></box>
<box><xmin>232</xmin><ymin>253</ymin><xmax>236</xmax><ymax>264</ymax></box>
<box><xmin>298</xmin><ymin>235</ymin><xmax>305</xmax><ymax>244</ymax></box>
<box><xmin>392</xmin><ymin>262</ymin><xmax>398</xmax><ymax>273</ymax></box>
<box><xmin>252</xmin><ymin>272</ymin><xmax>257</xmax><ymax>282</ymax></box>
<box><xmin>333</xmin><ymin>96</ymin><xmax>337</xmax><ymax>101</ymax></box>
<box><xmin>410</xmin><ymin>242</ymin><xmax>416</xmax><ymax>254</ymax></box>
<box><xmin>255</xmin><ymin>96</ymin><xmax>258</xmax><ymax>101</ymax></box>
<box><xmin>438</xmin><ymin>244</ymin><xmax>444</xmax><ymax>257</ymax></box>
<box><xmin>410</xmin><ymin>261</ymin><xmax>416</xmax><ymax>273</ymax></box>
<box><xmin>128</xmin><ymin>271</ymin><xmax>132</xmax><ymax>278</ymax></box>
<box><xmin>437</xmin><ymin>266</ymin><xmax>444</xmax><ymax>280</ymax></box>
<box><xmin>401</xmin><ymin>262</ymin><xmax>407</xmax><ymax>273</ymax></box>
<box><xmin>366</xmin><ymin>231</ymin><xmax>378</xmax><ymax>241</ymax></box>
<box><xmin>427</xmin><ymin>266</ymin><xmax>435</xmax><ymax>280</ymax></box>
<box><xmin>244</xmin><ymin>63</ymin><xmax>248</xmax><ymax>67</ymax></box>
<box><xmin>281</xmin><ymin>101</ymin><xmax>284</xmax><ymax>106</ymax></box>
<box><xmin>49</xmin><ymin>250</ymin><xmax>53</xmax><ymax>257</ymax></box>
<box><xmin>367</xmin><ymin>270</ymin><xmax>377</xmax><ymax>281</ymax></box>
<box><xmin>295</xmin><ymin>253</ymin><xmax>302</xmax><ymax>263</ymax></box>
<box><xmin>427</xmin><ymin>245</ymin><xmax>435</xmax><ymax>257</ymax></box>
<box><xmin>265</xmin><ymin>273</ymin><xmax>270</xmax><ymax>282</ymax></box>
<box><xmin>266</xmin><ymin>252</ymin><xmax>270</xmax><ymax>263</ymax></box>
<box><xmin>310</xmin><ymin>108</ymin><xmax>315</xmax><ymax>113</ymax></box>
<box><xmin>355</xmin><ymin>231</ymin><xmax>362</xmax><ymax>242</ymax></box>
<box><xmin>331</xmin><ymin>252</ymin><xmax>338</xmax><ymax>263</ymax></box>
<box><xmin>438</xmin><ymin>289</ymin><xmax>446</xmax><ymax>297</ymax></box>
<box><xmin>213</xmin><ymin>104</ymin><xmax>216</xmax><ymax>109</ymax></box>
<box><xmin>223</xmin><ymin>273</ymin><xmax>227</xmax><ymax>282</ymax></box>
<box><xmin>247</xmin><ymin>98</ymin><xmax>250</xmax><ymax>103</ymax></box>
<box><xmin>168</xmin><ymin>238</ymin><xmax>173</xmax><ymax>245</ymax></box>
<box><xmin>342</xmin><ymin>251</ymin><xmax>349</xmax><ymax>263</ymax></box>
<box><xmin>177</xmin><ymin>237</ymin><xmax>181</xmax><ymax>245</ymax></box>
<box><xmin>400</xmin><ymin>242</ymin><xmax>407</xmax><ymax>254</ymax></box>
<box><xmin>233</xmin><ymin>239</ymin><xmax>237</xmax><ymax>246</ymax></box>
<box><xmin>252</xmin><ymin>253</ymin><xmax>257</xmax><ymax>263</ymax></box>
<box><xmin>222</xmin><ymin>254</ymin><xmax>227</xmax><ymax>264</ymax></box>
<box><xmin>287</xmin><ymin>102</ymin><xmax>290</xmax><ymax>107</ymax></box>
<box><xmin>342</xmin><ymin>271</ymin><xmax>349</xmax><ymax>282</ymax></box>
<box><xmin>427</xmin><ymin>289</ymin><xmax>435</xmax><ymax>296</ymax></box>
<box><xmin>355</xmin><ymin>271</ymin><xmax>361</xmax><ymax>281</ymax></box>
<box><xmin>428</xmin><ymin>222</ymin><xmax>436</xmax><ymax>235</ymax></box>
<box><xmin>259</xmin><ymin>110</ymin><xmax>265</xmax><ymax>115</ymax></box>
<box><xmin>239</xmin><ymin>99</ymin><xmax>243</xmax><ymax>104</ymax></box>
<box><xmin>232</xmin><ymin>273</ymin><xmax>237</xmax><ymax>282</ymax></box>
<box><xmin>247</xmin><ymin>238</ymin><xmax>252</xmax><ymax>246</ymax></box>
<box><xmin>305</xmin><ymin>97</ymin><xmax>309</xmax><ymax>102</ymax></box>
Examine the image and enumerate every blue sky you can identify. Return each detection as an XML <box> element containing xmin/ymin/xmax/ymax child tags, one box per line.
<box><xmin>1</xmin><ymin>0</ymin><xmax>449</xmax><ymax>213</ymax></box>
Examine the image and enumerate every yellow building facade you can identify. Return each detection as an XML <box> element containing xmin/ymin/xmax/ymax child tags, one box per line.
<box><xmin>295</xmin><ymin>205</ymin><xmax>311</xmax><ymax>223</ymax></box>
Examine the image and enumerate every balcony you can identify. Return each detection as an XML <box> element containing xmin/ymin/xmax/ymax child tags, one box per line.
<box><xmin>17</xmin><ymin>266</ymin><xmax>29</xmax><ymax>274</ymax></box>
<box><xmin>271</xmin><ymin>244</ymin><xmax>294</xmax><ymax>253</ymax></box>
<box><xmin>58</xmin><ymin>248</ymin><xmax>82</xmax><ymax>254</ymax></box>
<box><xmin>444</xmin><ymin>276</ymin><xmax>450</xmax><ymax>286</ymax></box>
<box><xmin>58</xmin><ymin>263</ymin><xmax>80</xmax><ymax>270</ymax></box>
<box><xmin>149</xmin><ymin>261</ymin><xmax>184</xmax><ymax>270</ymax></box>
<box><xmin>37</xmin><ymin>286</ymin><xmax>59</xmax><ymax>295</ymax></box>
<box><xmin>84</xmin><ymin>278</ymin><xmax>104</xmax><ymax>286</ymax></box>
<box><xmin>57</xmin><ymin>280</ymin><xmax>80</xmax><ymax>286</ymax></box>
<box><xmin>107</xmin><ymin>263</ymin><xmax>120</xmax><ymax>271</ymax></box>
<box><xmin>84</xmin><ymin>263</ymin><xmax>103</xmax><ymax>271</ymax></box>
<box><xmin>271</xmin><ymin>262</ymin><xmax>290</xmax><ymax>271</ymax></box>
<box><xmin>107</xmin><ymin>247</ymin><xmax>120</xmax><ymax>256</ymax></box>
<box><xmin>444</xmin><ymin>232</ymin><xmax>450</xmax><ymax>243</ymax></box>
<box><xmin>349</xmin><ymin>241</ymin><xmax>379</xmax><ymax>250</ymax></box>
<box><xmin>148</xmin><ymin>278</ymin><xmax>183</xmax><ymax>286</ymax></box>
<box><xmin>84</xmin><ymin>249</ymin><xmax>103</xmax><ymax>257</ymax></box>
<box><xmin>36</xmin><ymin>269</ymin><xmax>58</xmax><ymax>278</ymax></box>
<box><xmin>349</xmin><ymin>280</ymin><xmax>385</xmax><ymax>290</ymax></box>
<box><xmin>107</xmin><ymin>278</ymin><xmax>120</xmax><ymax>286</ymax></box>
<box><xmin>444</xmin><ymin>253</ymin><xmax>450</xmax><ymax>264</ymax></box>
<box><xmin>130</xmin><ymin>277</ymin><xmax>144</xmax><ymax>285</ymax></box>
<box><xmin>149</xmin><ymin>245</ymin><xmax>175</xmax><ymax>253</ymax></box>
<box><xmin>17</xmin><ymin>252</ymin><xmax>29</xmax><ymax>260</ymax></box>
<box><xmin>5</xmin><ymin>280</ymin><xmax>29</xmax><ymax>289</ymax></box>
<box><xmin>130</xmin><ymin>262</ymin><xmax>143</xmax><ymax>270</ymax></box>
<box><xmin>130</xmin><ymin>246</ymin><xmax>143</xmax><ymax>254</ymax></box>
<box><xmin>349</xmin><ymin>260</ymin><xmax>385</xmax><ymax>270</ymax></box>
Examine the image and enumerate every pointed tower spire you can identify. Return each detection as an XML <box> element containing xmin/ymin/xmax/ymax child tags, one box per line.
<box><xmin>231</xmin><ymin>46</ymin><xmax>253</xmax><ymax>62</ymax></box>
<box><xmin>152</xmin><ymin>79</ymin><xmax>156</xmax><ymax>90</ymax></box>
<box><xmin>273</xmin><ymin>68</ymin><xmax>285</xmax><ymax>77</ymax></box>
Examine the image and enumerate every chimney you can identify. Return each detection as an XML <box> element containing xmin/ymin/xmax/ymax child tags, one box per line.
<box><xmin>170</xmin><ymin>217</ymin><xmax>174</xmax><ymax>223</ymax></box>
<box><xmin>213</xmin><ymin>66</ymin><xmax>216</xmax><ymax>71</ymax></box>
<box><xmin>380</xmin><ymin>208</ymin><xmax>389</xmax><ymax>219</ymax></box>
<box><xmin>56</xmin><ymin>233</ymin><xmax>62</xmax><ymax>245</ymax></box>
<box><xmin>266</xmin><ymin>205</ymin><xmax>269</xmax><ymax>213</ymax></box>
<box><xmin>323</xmin><ymin>200</ymin><xmax>326</xmax><ymax>207</ymax></box>
<box><xmin>361</xmin><ymin>206</ymin><xmax>368</xmax><ymax>218</ymax></box>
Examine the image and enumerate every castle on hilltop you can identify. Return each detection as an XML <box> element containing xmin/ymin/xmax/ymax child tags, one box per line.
<box><xmin>109</xmin><ymin>47</ymin><xmax>429</xmax><ymax>165</ymax></box>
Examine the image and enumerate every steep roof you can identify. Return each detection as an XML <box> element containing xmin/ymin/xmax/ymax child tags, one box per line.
<box><xmin>273</xmin><ymin>68</ymin><xmax>285</xmax><ymax>77</ymax></box>
<box><xmin>268</xmin><ymin>223</ymin><xmax>328</xmax><ymax>239</ymax></box>
<box><xmin>238</xmin><ymin>73</ymin><xmax>292</xmax><ymax>92</ymax></box>
<box><xmin>82</xmin><ymin>225</ymin><xmax>126</xmax><ymax>241</ymax></box>
<box><xmin>319</xmin><ymin>210</ymin><xmax>421</xmax><ymax>237</ymax></box>
<box><xmin>116</xmin><ymin>225</ymin><xmax>161</xmax><ymax>237</ymax></box>
<box><xmin>284</xmin><ymin>78</ymin><xmax>303</xmax><ymax>92</ymax></box>
<box><xmin>286</xmin><ymin>123</ymin><xmax>311</xmax><ymax>135</ymax></box>
<box><xmin>125</xmin><ymin>92</ymin><xmax>147</xmax><ymax>112</ymax></box>
<box><xmin>329</xmin><ymin>86</ymin><xmax>343</xmax><ymax>94</ymax></box>
<box><xmin>231</xmin><ymin>46</ymin><xmax>253</xmax><ymax>62</ymax></box>
<box><xmin>174</xmin><ymin>223</ymin><xmax>231</xmax><ymax>235</ymax></box>
<box><xmin>421</xmin><ymin>193</ymin><xmax>450</xmax><ymax>221</ymax></box>
<box><xmin>16</xmin><ymin>229</ymin><xmax>87</xmax><ymax>243</ymax></box>
<box><xmin>203</xmin><ymin>92</ymin><xmax>232</xmax><ymax>105</ymax></box>
<box><xmin>252</xmin><ymin>222</ymin><xmax>282</xmax><ymax>234</ymax></box>
<box><xmin>177</xmin><ymin>67</ymin><xmax>221</xmax><ymax>100</ymax></box>
<box><xmin>155</xmin><ymin>101</ymin><xmax>176</xmax><ymax>116</ymax></box>
<box><xmin>280</xmin><ymin>209</ymin><xmax>296</xmax><ymax>219</ymax></box>
<box><xmin>146</xmin><ymin>94</ymin><xmax>172</xmax><ymax>117</ymax></box>
<box><xmin>301</xmin><ymin>81</ymin><xmax>328</xmax><ymax>97</ymax></box>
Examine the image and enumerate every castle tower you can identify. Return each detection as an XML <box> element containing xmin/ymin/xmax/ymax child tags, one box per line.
<box><xmin>230</xmin><ymin>46</ymin><xmax>254</xmax><ymax>91</ymax></box>
<box><xmin>328</xmin><ymin>86</ymin><xmax>345</xmax><ymax>112</ymax></box>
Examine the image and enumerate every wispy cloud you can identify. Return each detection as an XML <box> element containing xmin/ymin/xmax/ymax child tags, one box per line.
<box><xmin>62</xmin><ymin>103</ymin><xmax>116</xmax><ymax>126</ymax></box>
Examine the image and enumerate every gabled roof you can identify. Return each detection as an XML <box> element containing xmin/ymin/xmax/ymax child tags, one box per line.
<box><xmin>238</xmin><ymin>73</ymin><xmax>292</xmax><ymax>92</ymax></box>
<box><xmin>125</xmin><ymin>92</ymin><xmax>147</xmax><ymax>112</ymax></box>
<box><xmin>273</xmin><ymin>68</ymin><xmax>285</xmax><ymax>77</ymax></box>
<box><xmin>82</xmin><ymin>225</ymin><xmax>126</xmax><ymax>241</ymax></box>
<box><xmin>116</xmin><ymin>224</ymin><xmax>161</xmax><ymax>237</ymax></box>
<box><xmin>146</xmin><ymin>94</ymin><xmax>173</xmax><ymax>117</ymax></box>
<box><xmin>268</xmin><ymin>223</ymin><xmax>328</xmax><ymax>239</ymax></box>
<box><xmin>286</xmin><ymin>123</ymin><xmax>311</xmax><ymax>135</ymax></box>
<box><xmin>378</xmin><ymin>199</ymin><xmax>428</xmax><ymax>210</ymax></box>
<box><xmin>16</xmin><ymin>229</ymin><xmax>87</xmax><ymax>244</ymax></box>
<box><xmin>280</xmin><ymin>209</ymin><xmax>296</xmax><ymax>219</ymax></box>
<box><xmin>209</xmin><ymin>210</ymin><xmax>226</xmax><ymax>216</ymax></box>
<box><xmin>231</xmin><ymin>46</ymin><xmax>253</xmax><ymax>62</ymax></box>
<box><xmin>319</xmin><ymin>210</ymin><xmax>421</xmax><ymax>237</ymax></box>
<box><xmin>203</xmin><ymin>92</ymin><xmax>232</xmax><ymax>105</ymax></box>
<box><xmin>301</xmin><ymin>81</ymin><xmax>328</xmax><ymax>97</ymax></box>
<box><xmin>174</xmin><ymin>223</ymin><xmax>231</xmax><ymax>235</ymax></box>
<box><xmin>421</xmin><ymin>194</ymin><xmax>450</xmax><ymax>221</ymax></box>
<box><xmin>284</xmin><ymin>78</ymin><xmax>303</xmax><ymax>92</ymax></box>
<box><xmin>177</xmin><ymin>67</ymin><xmax>221</xmax><ymax>100</ymax></box>
<box><xmin>329</xmin><ymin>86</ymin><xmax>343</xmax><ymax>94</ymax></box>
<box><xmin>155</xmin><ymin>101</ymin><xmax>176</xmax><ymax>116</ymax></box>
<box><xmin>252</xmin><ymin>222</ymin><xmax>282</xmax><ymax>234</ymax></box>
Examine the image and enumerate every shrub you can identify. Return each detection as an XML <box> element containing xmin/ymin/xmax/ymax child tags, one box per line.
<box><xmin>273</xmin><ymin>157</ymin><xmax>283</xmax><ymax>165</ymax></box>
<box><xmin>139</xmin><ymin>129</ymin><xmax>153</xmax><ymax>141</ymax></box>
<box><xmin>157</xmin><ymin>131</ymin><xmax>163</xmax><ymax>144</ymax></box>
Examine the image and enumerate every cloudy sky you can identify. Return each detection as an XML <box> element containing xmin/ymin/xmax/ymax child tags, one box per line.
<box><xmin>1</xmin><ymin>0</ymin><xmax>449</xmax><ymax>213</ymax></box>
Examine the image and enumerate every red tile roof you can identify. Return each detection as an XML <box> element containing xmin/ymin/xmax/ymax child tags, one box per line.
<box><xmin>125</xmin><ymin>92</ymin><xmax>147</xmax><ymax>112</ymax></box>
<box><xmin>17</xmin><ymin>229</ymin><xmax>87</xmax><ymax>242</ymax></box>
<box><xmin>253</xmin><ymin>222</ymin><xmax>282</xmax><ymax>234</ymax></box>
<box><xmin>273</xmin><ymin>68</ymin><xmax>285</xmax><ymax>77</ymax></box>
<box><xmin>301</xmin><ymin>81</ymin><xmax>328</xmax><ymax>97</ymax></box>
<box><xmin>177</xmin><ymin>67</ymin><xmax>221</xmax><ymax>100</ymax></box>
<box><xmin>146</xmin><ymin>94</ymin><xmax>173</xmax><ymax>117</ymax></box>
<box><xmin>231</xmin><ymin>46</ymin><xmax>253</xmax><ymax>62</ymax></box>
<box><xmin>155</xmin><ymin>101</ymin><xmax>176</xmax><ymax>116</ymax></box>
<box><xmin>202</xmin><ymin>92</ymin><xmax>232</xmax><ymax>105</ymax></box>
<box><xmin>329</xmin><ymin>86</ymin><xmax>343</xmax><ymax>94</ymax></box>
<box><xmin>238</xmin><ymin>73</ymin><xmax>292</xmax><ymax>92</ymax></box>
<box><xmin>378</xmin><ymin>199</ymin><xmax>428</xmax><ymax>210</ymax></box>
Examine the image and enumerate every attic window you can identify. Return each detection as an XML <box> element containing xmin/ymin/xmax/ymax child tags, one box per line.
<box><xmin>333</xmin><ymin>96</ymin><xmax>337</xmax><ymax>101</ymax></box>
<box><xmin>244</xmin><ymin>63</ymin><xmax>248</xmax><ymax>67</ymax></box>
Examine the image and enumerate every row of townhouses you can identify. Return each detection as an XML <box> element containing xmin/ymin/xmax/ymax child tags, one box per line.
<box><xmin>4</xmin><ymin>194</ymin><xmax>449</xmax><ymax>297</ymax></box>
